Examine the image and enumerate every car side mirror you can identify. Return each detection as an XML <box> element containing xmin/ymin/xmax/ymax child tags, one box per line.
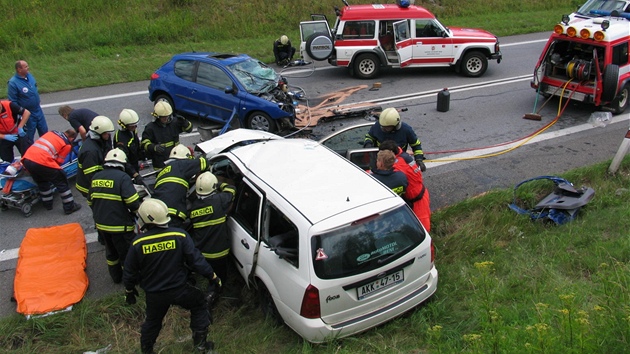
<box><xmin>224</xmin><ymin>86</ymin><xmax>235</xmax><ymax>94</ymax></box>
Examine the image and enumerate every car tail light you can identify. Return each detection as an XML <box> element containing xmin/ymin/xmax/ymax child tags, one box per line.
<box><xmin>430</xmin><ymin>240</ymin><xmax>435</xmax><ymax>265</ymax></box>
<box><xmin>150</xmin><ymin>73</ymin><xmax>160</xmax><ymax>80</ymax></box>
<box><xmin>300</xmin><ymin>284</ymin><xmax>321</xmax><ymax>318</ymax></box>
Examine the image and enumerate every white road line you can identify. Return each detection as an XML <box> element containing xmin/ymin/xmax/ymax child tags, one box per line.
<box><xmin>0</xmin><ymin>232</ymin><xmax>100</xmax><ymax>263</ymax></box>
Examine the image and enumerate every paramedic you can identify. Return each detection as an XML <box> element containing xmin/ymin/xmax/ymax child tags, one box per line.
<box><xmin>364</xmin><ymin>107</ymin><xmax>427</xmax><ymax>172</ymax></box>
<box><xmin>88</xmin><ymin>148</ymin><xmax>141</xmax><ymax>284</ymax></box>
<box><xmin>152</xmin><ymin>144</ymin><xmax>209</xmax><ymax>228</ymax></box>
<box><xmin>369</xmin><ymin>149</ymin><xmax>408</xmax><ymax>196</ymax></box>
<box><xmin>21</xmin><ymin>129</ymin><xmax>82</xmax><ymax>214</ymax></box>
<box><xmin>273</xmin><ymin>35</ymin><xmax>296</xmax><ymax>66</ymax></box>
<box><xmin>114</xmin><ymin>109</ymin><xmax>144</xmax><ymax>173</ymax></box>
<box><xmin>189</xmin><ymin>172</ymin><xmax>236</xmax><ymax>286</ymax></box>
<box><xmin>7</xmin><ymin>60</ymin><xmax>48</xmax><ymax>142</ymax></box>
<box><xmin>76</xmin><ymin>116</ymin><xmax>115</xmax><ymax>197</ymax></box>
<box><xmin>0</xmin><ymin>100</ymin><xmax>31</xmax><ymax>162</ymax></box>
<box><xmin>141</xmin><ymin>101</ymin><xmax>192</xmax><ymax>170</ymax></box>
<box><xmin>379</xmin><ymin>140</ymin><xmax>431</xmax><ymax>231</ymax></box>
<box><xmin>58</xmin><ymin>105</ymin><xmax>99</xmax><ymax>142</ymax></box>
<box><xmin>123</xmin><ymin>198</ymin><xmax>220</xmax><ymax>354</ymax></box>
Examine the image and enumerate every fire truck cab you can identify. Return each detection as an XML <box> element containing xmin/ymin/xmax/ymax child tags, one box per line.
<box><xmin>532</xmin><ymin>13</ymin><xmax>630</xmax><ymax>114</ymax></box>
<box><xmin>298</xmin><ymin>1</ymin><xmax>502</xmax><ymax>79</ymax></box>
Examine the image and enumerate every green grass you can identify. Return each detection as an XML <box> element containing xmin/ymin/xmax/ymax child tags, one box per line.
<box><xmin>0</xmin><ymin>0</ymin><xmax>579</xmax><ymax>96</ymax></box>
<box><xmin>1</xmin><ymin>159</ymin><xmax>629</xmax><ymax>353</ymax></box>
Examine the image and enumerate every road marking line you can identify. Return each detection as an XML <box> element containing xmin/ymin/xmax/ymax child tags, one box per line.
<box><xmin>0</xmin><ymin>232</ymin><xmax>100</xmax><ymax>263</ymax></box>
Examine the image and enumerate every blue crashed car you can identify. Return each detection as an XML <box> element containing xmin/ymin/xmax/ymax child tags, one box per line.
<box><xmin>149</xmin><ymin>52</ymin><xmax>297</xmax><ymax>132</ymax></box>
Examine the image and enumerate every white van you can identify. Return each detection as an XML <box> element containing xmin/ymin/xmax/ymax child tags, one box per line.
<box><xmin>196</xmin><ymin>129</ymin><xmax>438</xmax><ymax>343</ymax></box>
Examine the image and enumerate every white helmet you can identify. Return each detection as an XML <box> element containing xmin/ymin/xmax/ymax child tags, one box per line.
<box><xmin>118</xmin><ymin>109</ymin><xmax>139</xmax><ymax>128</ymax></box>
<box><xmin>154</xmin><ymin>101</ymin><xmax>173</xmax><ymax>117</ymax></box>
<box><xmin>196</xmin><ymin>172</ymin><xmax>218</xmax><ymax>196</ymax></box>
<box><xmin>89</xmin><ymin>116</ymin><xmax>115</xmax><ymax>134</ymax></box>
<box><xmin>280</xmin><ymin>35</ymin><xmax>289</xmax><ymax>45</ymax></box>
<box><xmin>379</xmin><ymin>108</ymin><xmax>402</xmax><ymax>130</ymax></box>
<box><xmin>137</xmin><ymin>198</ymin><xmax>171</xmax><ymax>228</ymax></box>
<box><xmin>169</xmin><ymin>144</ymin><xmax>191</xmax><ymax>159</ymax></box>
<box><xmin>104</xmin><ymin>148</ymin><xmax>127</xmax><ymax>164</ymax></box>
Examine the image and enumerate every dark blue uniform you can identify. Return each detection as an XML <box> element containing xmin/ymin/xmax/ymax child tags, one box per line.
<box><xmin>365</xmin><ymin>121</ymin><xmax>424</xmax><ymax>159</ymax></box>
<box><xmin>68</xmin><ymin>108</ymin><xmax>98</xmax><ymax>134</ymax></box>
<box><xmin>371</xmin><ymin>168</ymin><xmax>408</xmax><ymax>196</ymax></box>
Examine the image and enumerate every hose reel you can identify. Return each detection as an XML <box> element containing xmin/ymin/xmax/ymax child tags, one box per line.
<box><xmin>565</xmin><ymin>59</ymin><xmax>592</xmax><ymax>81</ymax></box>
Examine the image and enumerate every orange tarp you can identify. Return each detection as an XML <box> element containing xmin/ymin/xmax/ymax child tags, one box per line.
<box><xmin>14</xmin><ymin>223</ymin><xmax>89</xmax><ymax>316</ymax></box>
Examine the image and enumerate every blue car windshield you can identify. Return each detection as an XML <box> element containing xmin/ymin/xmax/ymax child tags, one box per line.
<box><xmin>227</xmin><ymin>58</ymin><xmax>279</xmax><ymax>93</ymax></box>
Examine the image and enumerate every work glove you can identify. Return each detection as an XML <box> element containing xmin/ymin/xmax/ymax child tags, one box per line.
<box><xmin>18</xmin><ymin>127</ymin><xmax>25</xmax><ymax>137</ymax></box>
<box><xmin>125</xmin><ymin>287</ymin><xmax>139</xmax><ymax>305</ymax></box>
<box><xmin>415</xmin><ymin>155</ymin><xmax>427</xmax><ymax>172</ymax></box>
<box><xmin>205</xmin><ymin>273</ymin><xmax>222</xmax><ymax>307</ymax></box>
<box><xmin>3</xmin><ymin>134</ymin><xmax>18</xmax><ymax>142</ymax></box>
<box><xmin>133</xmin><ymin>174</ymin><xmax>144</xmax><ymax>185</ymax></box>
<box><xmin>153</xmin><ymin>144</ymin><xmax>165</xmax><ymax>154</ymax></box>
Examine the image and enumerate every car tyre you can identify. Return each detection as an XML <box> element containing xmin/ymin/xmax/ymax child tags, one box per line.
<box><xmin>353</xmin><ymin>53</ymin><xmax>380</xmax><ymax>80</ymax></box>
<box><xmin>154</xmin><ymin>94</ymin><xmax>175</xmax><ymax>112</ymax></box>
<box><xmin>247</xmin><ymin>111</ymin><xmax>277</xmax><ymax>132</ymax></box>
<box><xmin>610</xmin><ymin>84</ymin><xmax>629</xmax><ymax>114</ymax></box>
<box><xmin>601</xmin><ymin>64</ymin><xmax>620</xmax><ymax>103</ymax></box>
<box><xmin>460</xmin><ymin>51</ymin><xmax>488</xmax><ymax>77</ymax></box>
<box><xmin>258</xmin><ymin>282</ymin><xmax>283</xmax><ymax>326</ymax></box>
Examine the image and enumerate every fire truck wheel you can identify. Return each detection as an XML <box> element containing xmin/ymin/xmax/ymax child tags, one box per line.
<box><xmin>353</xmin><ymin>53</ymin><xmax>380</xmax><ymax>80</ymax></box>
<box><xmin>601</xmin><ymin>64</ymin><xmax>619</xmax><ymax>103</ymax></box>
<box><xmin>611</xmin><ymin>84</ymin><xmax>629</xmax><ymax>114</ymax></box>
<box><xmin>460</xmin><ymin>51</ymin><xmax>488</xmax><ymax>77</ymax></box>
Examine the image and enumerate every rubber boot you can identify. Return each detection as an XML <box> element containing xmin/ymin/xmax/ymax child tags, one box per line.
<box><xmin>108</xmin><ymin>263</ymin><xmax>122</xmax><ymax>284</ymax></box>
<box><xmin>192</xmin><ymin>331</ymin><xmax>214</xmax><ymax>353</ymax></box>
<box><xmin>140</xmin><ymin>344</ymin><xmax>155</xmax><ymax>354</ymax></box>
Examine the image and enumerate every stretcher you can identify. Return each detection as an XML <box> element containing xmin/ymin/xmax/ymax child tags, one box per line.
<box><xmin>0</xmin><ymin>145</ymin><xmax>79</xmax><ymax>217</ymax></box>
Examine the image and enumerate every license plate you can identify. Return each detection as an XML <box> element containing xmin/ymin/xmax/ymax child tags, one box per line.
<box><xmin>356</xmin><ymin>270</ymin><xmax>404</xmax><ymax>300</ymax></box>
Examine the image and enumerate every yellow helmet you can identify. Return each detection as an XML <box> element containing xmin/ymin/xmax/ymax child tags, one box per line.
<box><xmin>104</xmin><ymin>148</ymin><xmax>127</xmax><ymax>164</ymax></box>
<box><xmin>195</xmin><ymin>172</ymin><xmax>218</xmax><ymax>196</ymax></box>
<box><xmin>379</xmin><ymin>108</ymin><xmax>401</xmax><ymax>130</ymax></box>
<box><xmin>137</xmin><ymin>198</ymin><xmax>171</xmax><ymax>227</ymax></box>
<box><xmin>118</xmin><ymin>109</ymin><xmax>139</xmax><ymax>127</ymax></box>
<box><xmin>280</xmin><ymin>35</ymin><xmax>289</xmax><ymax>45</ymax></box>
<box><xmin>89</xmin><ymin>116</ymin><xmax>115</xmax><ymax>134</ymax></box>
<box><xmin>154</xmin><ymin>101</ymin><xmax>173</xmax><ymax>117</ymax></box>
<box><xmin>169</xmin><ymin>144</ymin><xmax>192</xmax><ymax>159</ymax></box>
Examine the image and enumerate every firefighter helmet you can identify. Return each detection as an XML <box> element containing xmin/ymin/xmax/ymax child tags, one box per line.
<box><xmin>89</xmin><ymin>115</ymin><xmax>115</xmax><ymax>134</ymax></box>
<box><xmin>195</xmin><ymin>172</ymin><xmax>218</xmax><ymax>196</ymax></box>
<box><xmin>379</xmin><ymin>108</ymin><xmax>402</xmax><ymax>130</ymax></box>
<box><xmin>280</xmin><ymin>35</ymin><xmax>289</xmax><ymax>45</ymax></box>
<box><xmin>104</xmin><ymin>148</ymin><xmax>127</xmax><ymax>164</ymax></box>
<box><xmin>154</xmin><ymin>101</ymin><xmax>173</xmax><ymax>117</ymax></box>
<box><xmin>169</xmin><ymin>144</ymin><xmax>191</xmax><ymax>159</ymax></box>
<box><xmin>118</xmin><ymin>109</ymin><xmax>139</xmax><ymax>128</ymax></box>
<box><xmin>137</xmin><ymin>198</ymin><xmax>171</xmax><ymax>227</ymax></box>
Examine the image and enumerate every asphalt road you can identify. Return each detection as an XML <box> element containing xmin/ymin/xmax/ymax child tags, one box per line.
<box><xmin>1</xmin><ymin>31</ymin><xmax>629</xmax><ymax>319</ymax></box>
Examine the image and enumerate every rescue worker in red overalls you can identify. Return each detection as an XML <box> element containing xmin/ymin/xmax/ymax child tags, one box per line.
<box><xmin>88</xmin><ymin>148</ymin><xmax>141</xmax><ymax>283</ymax></box>
<box><xmin>379</xmin><ymin>139</ymin><xmax>431</xmax><ymax>232</ymax></box>
<box><xmin>152</xmin><ymin>144</ymin><xmax>209</xmax><ymax>228</ymax></box>
<box><xmin>21</xmin><ymin>129</ymin><xmax>82</xmax><ymax>214</ymax></box>
<box><xmin>0</xmin><ymin>100</ymin><xmax>31</xmax><ymax>163</ymax></box>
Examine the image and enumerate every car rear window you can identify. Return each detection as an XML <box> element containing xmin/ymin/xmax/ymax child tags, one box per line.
<box><xmin>311</xmin><ymin>205</ymin><xmax>425</xmax><ymax>279</ymax></box>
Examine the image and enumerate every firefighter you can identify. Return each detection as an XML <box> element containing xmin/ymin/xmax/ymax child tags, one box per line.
<box><xmin>152</xmin><ymin>144</ymin><xmax>208</xmax><ymax>228</ymax></box>
<box><xmin>21</xmin><ymin>129</ymin><xmax>82</xmax><ymax>214</ymax></box>
<box><xmin>369</xmin><ymin>149</ymin><xmax>408</xmax><ymax>196</ymax></box>
<box><xmin>0</xmin><ymin>99</ymin><xmax>30</xmax><ymax>163</ymax></box>
<box><xmin>114</xmin><ymin>108</ymin><xmax>145</xmax><ymax>173</ymax></box>
<box><xmin>88</xmin><ymin>148</ymin><xmax>141</xmax><ymax>283</ymax></box>
<box><xmin>123</xmin><ymin>198</ymin><xmax>220</xmax><ymax>354</ymax></box>
<box><xmin>364</xmin><ymin>107</ymin><xmax>427</xmax><ymax>172</ymax></box>
<box><xmin>141</xmin><ymin>101</ymin><xmax>192</xmax><ymax>170</ymax></box>
<box><xmin>273</xmin><ymin>35</ymin><xmax>296</xmax><ymax>66</ymax></box>
<box><xmin>76</xmin><ymin>115</ymin><xmax>114</xmax><ymax>197</ymax></box>
<box><xmin>379</xmin><ymin>140</ymin><xmax>431</xmax><ymax>232</ymax></box>
<box><xmin>189</xmin><ymin>172</ymin><xmax>236</xmax><ymax>287</ymax></box>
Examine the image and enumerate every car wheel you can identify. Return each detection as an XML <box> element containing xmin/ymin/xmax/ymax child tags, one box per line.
<box><xmin>21</xmin><ymin>203</ymin><xmax>32</xmax><ymax>217</ymax></box>
<box><xmin>460</xmin><ymin>51</ymin><xmax>488</xmax><ymax>77</ymax></box>
<box><xmin>247</xmin><ymin>111</ymin><xmax>277</xmax><ymax>132</ymax></box>
<box><xmin>258</xmin><ymin>282</ymin><xmax>283</xmax><ymax>326</ymax></box>
<box><xmin>154</xmin><ymin>94</ymin><xmax>175</xmax><ymax>111</ymax></box>
<box><xmin>611</xmin><ymin>84</ymin><xmax>629</xmax><ymax>114</ymax></box>
<box><xmin>601</xmin><ymin>64</ymin><xmax>620</xmax><ymax>103</ymax></box>
<box><xmin>353</xmin><ymin>53</ymin><xmax>380</xmax><ymax>80</ymax></box>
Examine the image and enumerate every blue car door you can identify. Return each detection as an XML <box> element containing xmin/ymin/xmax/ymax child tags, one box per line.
<box><xmin>183</xmin><ymin>61</ymin><xmax>242</xmax><ymax>124</ymax></box>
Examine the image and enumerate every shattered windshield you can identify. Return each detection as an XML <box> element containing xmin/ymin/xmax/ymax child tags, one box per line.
<box><xmin>576</xmin><ymin>0</ymin><xmax>630</xmax><ymax>16</ymax></box>
<box><xmin>227</xmin><ymin>58</ymin><xmax>279</xmax><ymax>93</ymax></box>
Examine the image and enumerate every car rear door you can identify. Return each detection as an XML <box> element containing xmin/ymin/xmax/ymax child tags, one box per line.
<box><xmin>394</xmin><ymin>20</ymin><xmax>414</xmax><ymax>67</ymax></box>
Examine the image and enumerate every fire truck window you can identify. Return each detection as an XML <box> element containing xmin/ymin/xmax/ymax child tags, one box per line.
<box><xmin>612</xmin><ymin>43</ymin><xmax>629</xmax><ymax>66</ymax></box>
<box><xmin>415</xmin><ymin>19</ymin><xmax>440</xmax><ymax>38</ymax></box>
<box><xmin>342</xmin><ymin>21</ymin><xmax>374</xmax><ymax>39</ymax></box>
